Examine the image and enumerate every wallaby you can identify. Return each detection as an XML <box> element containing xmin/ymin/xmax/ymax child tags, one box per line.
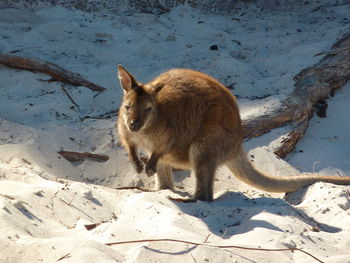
<box><xmin>117</xmin><ymin>65</ymin><xmax>350</xmax><ymax>202</ymax></box>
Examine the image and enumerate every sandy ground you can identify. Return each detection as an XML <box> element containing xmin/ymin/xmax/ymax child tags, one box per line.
<box><xmin>0</xmin><ymin>2</ymin><xmax>350</xmax><ymax>262</ymax></box>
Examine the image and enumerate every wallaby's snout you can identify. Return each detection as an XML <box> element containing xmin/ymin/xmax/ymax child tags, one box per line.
<box><xmin>128</xmin><ymin>118</ymin><xmax>142</xmax><ymax>132</ymax></box>
<box><xmin>122</xmin><ymin>96</ymin><xmax>154</xmax><ymax>133</ymax></box>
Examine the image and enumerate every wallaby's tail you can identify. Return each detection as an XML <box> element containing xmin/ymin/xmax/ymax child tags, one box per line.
<box><xmin>226</xmin><ymin>147</ymin><xmax>350</xmax><ymax>193</ymax></box>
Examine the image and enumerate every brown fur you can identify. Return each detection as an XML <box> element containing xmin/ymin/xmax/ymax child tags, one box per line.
<box><xmin>117</xmin><ymin>65</ymin><xmax>350</xmax><ymax>202</ymax></box>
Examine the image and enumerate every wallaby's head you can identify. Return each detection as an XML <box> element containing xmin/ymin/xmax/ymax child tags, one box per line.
<box><xmin>117</xmin><ymin>65</ymin><xmax>157</xmax><ymax>132</ymax></box>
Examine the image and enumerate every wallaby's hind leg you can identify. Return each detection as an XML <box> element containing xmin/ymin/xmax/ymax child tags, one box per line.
<box><xmin>190</xmin><ymin>145</ymin><xmax>218</xmax><ymax>201</ymax></box>
<box><xmin>193</xmin><ymin>160</ymin><xmax>216</xmax><ymax>202</ymax></box>
<box><xmin>155</xmin><ymin>162</ymin><xmax>174</xmax><ymax>190</ymax></box>
<box><xmin>188</xmin><ymin>130</ymin><xmax>226</xmax><ymax>202</ymax></box>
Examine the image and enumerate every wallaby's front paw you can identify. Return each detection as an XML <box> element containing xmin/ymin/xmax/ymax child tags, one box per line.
<box><xmin>132</xmin><ymin>159</ymin><xmax>144</xmax><ymax>173</ymax></box>
<box><xmin>145</xmin><ymin>162</ymin><xmax>157</xmax><ymax>177</ymax></box>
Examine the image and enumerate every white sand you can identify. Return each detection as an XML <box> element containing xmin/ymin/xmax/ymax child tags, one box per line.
<box><xmin>0</xmin><ymin>2</ymin><xmax>350</xmax><ymax>262</ymax></box>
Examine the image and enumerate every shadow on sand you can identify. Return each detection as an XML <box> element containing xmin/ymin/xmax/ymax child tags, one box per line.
<box><xmin>171</xmin><ymin>191</ymin><xmax>341</xmax><ymax>239</ymax></box>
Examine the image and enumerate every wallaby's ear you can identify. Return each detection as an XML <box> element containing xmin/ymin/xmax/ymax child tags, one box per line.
<box><xmin>117</xmin><ymin>65</ymin><xmax>140</xmax><ymax>92</ymax></box>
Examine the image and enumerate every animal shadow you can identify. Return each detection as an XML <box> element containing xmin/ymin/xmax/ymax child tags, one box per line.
<box><xmin>172</xmin><ymin>191</ymin><xmax>341</xmax><ymax>239</ymax></box>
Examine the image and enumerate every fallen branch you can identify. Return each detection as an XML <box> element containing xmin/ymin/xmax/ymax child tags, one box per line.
<box><xmin>0</xmin><ymin>54</ymin><xmax>105</xmax><ymax>92</ymax></box>
<box><xmin>105</xmin><ymin>238</ymin><xmax>324</xmax><ymax>263</ymax></box>
<box><xmin>58</xmin><ymin>150</ymin><xmax>109</xmax><ymax>162</ymax></box>
<box><xmin>242</xmin><ymin>32</ymin><xmax>350</xmax><ymax>157</ymax></box>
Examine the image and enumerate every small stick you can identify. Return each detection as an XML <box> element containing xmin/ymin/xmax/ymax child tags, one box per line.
<box><xmin>105</xmin><ymin>238</ymin><xmax>325</xmax><ymax>263</ymax></box>
<box><xmin>203</xmin><ymin>233</ymin><xmax>211</xmax><ymax>244</ymax></box>
<box><xmin>60</xmin><ymin>84</ymin><xmax>80</xmax><ymax>109</ymax></box>
<box><xmin>56</xmin><ymin>253</ymin><xmax>71</xmax><ymax>261</ymax></box>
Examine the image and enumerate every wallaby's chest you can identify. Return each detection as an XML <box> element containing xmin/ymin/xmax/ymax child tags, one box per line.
<box><xmin>128</xmin><ymin>127</ymin><xmax>169</xmax><ymax>152</ymax></box>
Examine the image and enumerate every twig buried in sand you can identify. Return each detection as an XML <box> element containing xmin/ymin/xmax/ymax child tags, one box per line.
<box><xmin>105</xmin><ymin>238</ymin><xmax>325</xmax><ymax>263</ymax></box>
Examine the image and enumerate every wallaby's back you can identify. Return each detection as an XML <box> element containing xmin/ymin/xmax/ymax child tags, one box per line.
<box><xmin>145</xmin><ymin>68</ymin><xmax>243</xmax><ymax>148</ymax></box>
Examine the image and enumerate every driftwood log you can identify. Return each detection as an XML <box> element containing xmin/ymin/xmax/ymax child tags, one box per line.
<box><xmin>242</xmin><ymin>33</ymin><xmax>350</xmax><ymax>158</ymax></box>
<box><xmin>0</xmin><ymin>54</ymin><xmax>105</xmax><ymax>92</ymax></box>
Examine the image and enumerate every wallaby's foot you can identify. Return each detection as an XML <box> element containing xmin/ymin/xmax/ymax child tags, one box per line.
<box><xmin>194</xmin><ymin>191</ymin><xmax>213</xmax><ymax>202</ymax></box>
<box><xmin>155</xmin><ymin>164</ymin><xmax>174</xmax><ymax>190</ymax></box>
<box><xmin>155</xmin><ymin>175</ymin><xmax>174</xmax><ymax>191</ymax></box>
<box><xmin>145</xmin><ymin>153</ymin><xmax>159</xmax><ymax>177</ymax></box>
<box><xmin>145</xmin><ymin>161</ymin><xmax>157</xmax><ymax>177</ymax></box>
<box><xmin>132</xmin><ymin>159</ymin><xmax>144</xmax><ymax>174</ymax></box>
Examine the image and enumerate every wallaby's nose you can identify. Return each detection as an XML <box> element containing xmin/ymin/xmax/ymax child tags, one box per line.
<box><xmin>129</xmin><ymin>120</ymin><xmax>141</xmax><ymax>132</ymax></box>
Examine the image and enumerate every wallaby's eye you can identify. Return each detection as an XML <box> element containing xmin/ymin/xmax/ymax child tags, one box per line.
<box><xmin>144</xmin><ymin>107</ymin><xmax>152</xmax><ymax>113</ymax></box>
<box><xmin>125</xmin><ymin>104</ymin><xmax>131</xmax><ymax>110</ymax></box>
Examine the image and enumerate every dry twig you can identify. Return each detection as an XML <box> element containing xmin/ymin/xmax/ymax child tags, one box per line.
<box><xmin>56</xmin><ymin>253</ymin><xmax>71</xmax><ymax>261</ymax></box>
<box><xmin>60</xmin><ymin>84</ymin><xmax>80</xmax><ymax>109</ymax></box>
<box><xmin>105</xmin><ymin>238</ymin><xmax>324</xmax><ymax>263</ymax></box>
